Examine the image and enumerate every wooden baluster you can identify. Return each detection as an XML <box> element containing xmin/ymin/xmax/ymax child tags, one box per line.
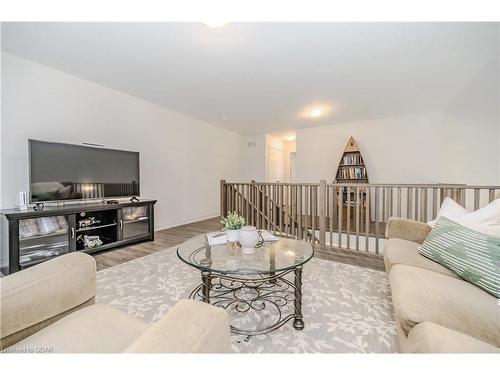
<box><xmin>422</xmin><ymin>188</ymin><xmax>428</xmax><ymax>223</ymax></box>
<box><xmin>329</xmin><ymin>185</ymin><xmax>334</xmax><ymax>247</ymax></box>
<box><xmin>397</xmin><ymin>187</ymin><xmax>402</xmax><ymax>218</ymax></box>
<box><xmin>489</xmin><ymin>189</ymin><xmax>495</xmax><ymax>203</ymax></box>
<box><xmin>474</xmin><ymin>188</ymin><xmax>480</xmax><ymax>210</ymax></box>
<box><xmin>319</xmin><ymin>180</ymin><xmax>326</xmax><ymax>246</ymax></box>
<box><xmin>273</xmin><ymin>185</ymin><xmax>278</xmax><ymax>234</ymax></box>
<box><xmin>240</xmin><ymin>184</ymin><xmax>244</xmax><ymax>216</ymax></box>
<box><xmin>388</xmin><ymin>187</ymin><xmax>393</xmax><ymax>218</ymax></box>
<box><xmin>298</xmin><ymin>185</ymin><xmax>303</xmax><ymax>239</ymax></box>
<box><xmin>305</xmin><ymin>186</ymin><xmax>309</xmax><ymax>242</ymax></box>
<box><xmin>265</xmin><ymin>185</ymin><xmax>269</xmax><ymax>231</ymax></box>
<box><xmin>279</xmin><ymin>185</ymin><xmax>283</xmax><ymax>235</ymax></box>
<box><xmin>346</xmin><ymin>186</ymin><xmax>351</xmax><ymax>250</ymax></box>
<box><xmin>311</xmin><ymin>186</ymin><xmax>317</xmax><ymax>243</ymax></box>
<box><xmin>432</xmin><ymin>187</ymin><xmax>437</xmax><ymax>219</ymax></box>
<box><xmin>382</xmin><ymin>187</ymin><xmax>386</xmax><ymax>223</ymax></box>
<box><xmin>250</xmin><ymin>182</ymin><xmax>255</xmax><ymax>226</ymax></box>
<box><xmin>365</xmin><ymin>186</ymin><xmax>370</xmax><ymax>252</ymax></box>
<box><xmin>355</xmin><ymin>186</ymin><xmax>360</xmax><ymax>251</ymax></box>
<box><xmin>459</xmin><ymin>188</ymin><xmax>466</xmax><ymax>206</ymax></box>
<box><xmin>375</xmin><ymin>187</ymin><xmax>379</xmax><ymax>254</ymax></box>
<box><xmin>337</xmin><ymin>186</ymin><xmax>343</xmax><ymax>248</ymax></box>
<box><xmin>414</xmin><ymin>187</ymin><xmax>420</xmax><ymax>221</ymax></box>
<box><xmin>407</xmin><ymin>187</ymin><xmax>413</xmax><ymax>220</ymax></box>
<box><xmin>264</xmin><ymin>185</ymin><xmax>268</xmax><ymax>229</ymax></box>
<box><xmin>291</xmin><ymin>185</ymin><xmax>296</xmax><ymax>237</ymax></box>
<box><xmin>285</xmin><ymin>185</ymin><xmax>290</xmax><ymax>236</ymax></box>
<box><xmin>220</xmin><ymin>180</ymin><xmax>226</xmax><ymax>218</ymax></box>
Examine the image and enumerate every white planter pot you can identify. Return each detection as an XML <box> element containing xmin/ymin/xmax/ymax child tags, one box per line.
<box><xmin>225</xmin><ymin>229</ymin><xmax>239</xmax><ymax>243</ymax></box>
<box><xmin>238</xmin><ymin>226</ymin><xmax>259</xmax><ymax>254</ymax></box>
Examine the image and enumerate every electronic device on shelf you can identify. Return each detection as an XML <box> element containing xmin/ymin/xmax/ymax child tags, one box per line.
<box><xmin>18</xmin><ymin>191</ymin><xmax>28</xmax><ymax>211</ymax></box>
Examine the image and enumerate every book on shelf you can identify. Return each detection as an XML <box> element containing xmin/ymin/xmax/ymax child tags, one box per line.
<box><xmin>342</xmin><ymin>153</ymin><xmax>363</xmax><ymax>166</ymax></box>
<box><xmin>337</xmin><ymin>166</ymin><xmax>367</xmax><ymax>179</ymax></box>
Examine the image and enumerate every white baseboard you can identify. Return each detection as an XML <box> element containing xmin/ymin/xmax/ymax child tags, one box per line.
<box><xmin>154</xmin><ymin>213</ymin><xmax>220</xmax><ymax>232</ymax></box>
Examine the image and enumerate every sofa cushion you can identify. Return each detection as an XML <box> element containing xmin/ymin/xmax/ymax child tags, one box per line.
<box><xmin>419</xmin><ymin>217</ymin><xmax>500</xmax><ymax>298</ymax></box>
<box><xmin>125</xmin><ymin>300</ymin><xmax>231</xmax><ymax>353</ymax></box>
<box><xmin>6</xmin><ymin>304</ymin><xmax>148</xmax><ymax>353</ymax></box>
<box><xmin>389</xmin><ymin>264</ymin><xmax>500</xmax><ymax>347</ymax></box>
<box><xmin>406</xmin><ymin>322</ymin><xmax>499</xmax><ymax>353</ymax></box>
<box><xmin>428</xmin><ymin>197</ymin><xmax>470</xmax><ymax>227</ymax></box>
<box><xmin>383</xmin><ymin>238</ymin><xmax>457</xmax><ymax>278</ymax></box>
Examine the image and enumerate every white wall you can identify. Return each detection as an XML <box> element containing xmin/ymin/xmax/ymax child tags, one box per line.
<box><xmin>441</xmin><ymin>59</ymin><xmax>499</xmax><ymax>185</ymax></box>
<box><xmin>240</xmin><ymin>134</ymin><xmax>266</xmax><ymax>182</ymax></box>
<box><xmin>1</xmin><ymin>52</ymin><xmax>245</xmax><ymax>229</ymax></box>
<box><xmin>295</xmin><ymin>112</ymin><xmax>444</xmax><ymax>183</ymax></box>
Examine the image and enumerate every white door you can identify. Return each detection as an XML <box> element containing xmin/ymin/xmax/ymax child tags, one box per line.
<box><xmin>268</xmin><ymin>147</ymin><xmax>285</xmax><ymax>182</ymax></box>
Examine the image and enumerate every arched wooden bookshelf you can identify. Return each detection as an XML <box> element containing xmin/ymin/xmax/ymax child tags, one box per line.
<box><xmin>335</xmin><ymin>136</ymin><xmax>369</xmax><ymax>183</ymax></box>
<box><xmin>335</xmin><ymin>137</ymin><xmax>369</xmax><ymax>223</ymax></box>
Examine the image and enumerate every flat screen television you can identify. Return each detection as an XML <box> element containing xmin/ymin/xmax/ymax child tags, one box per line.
<box><xmin>29</xmin><ymin>140</ymin><xmax>140</xmax><ymax>203</ymax></box>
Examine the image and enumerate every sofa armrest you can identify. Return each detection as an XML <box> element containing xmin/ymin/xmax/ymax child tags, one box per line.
<box><xmin>385</xmin><ymin>217</ymin><xmax>432</xmax><ymax>244</ymax></box>
<box><xmin>125</xmin><ymin>300</ymin><xmax>232</xmax><ymax>353</ymax></box>
<box><xmin>0</xmin><ymin>252</ymin><xmax>96</xmax><ymax>349</ymax></box>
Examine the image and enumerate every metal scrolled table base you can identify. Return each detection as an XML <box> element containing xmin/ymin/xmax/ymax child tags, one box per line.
<box><xmin>189</xmin><ymin>266</ymin><xmax>304</xmax><ymax>336</ymax></box>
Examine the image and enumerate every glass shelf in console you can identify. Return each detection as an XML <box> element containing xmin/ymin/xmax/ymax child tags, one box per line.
<box><xmin>18</xmin><ymin>216</ymin><xmax>69</xmax><ymax>267</ymax></box>
<box><xmin>122</xmin><ymin>205</ymin><xmax>150</xmax><ymax>239</ymax></box>
<box><xmin>177</xmin><ymin>234</ymin><xmax>314</xmax><ymax>276</ymax></box>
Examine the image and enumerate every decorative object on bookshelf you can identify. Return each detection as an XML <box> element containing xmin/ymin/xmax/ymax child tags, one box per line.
<box><xmin>335</xmin><ymin>136</ymin><xmax>369</xmax><ymax>183</ymax></box>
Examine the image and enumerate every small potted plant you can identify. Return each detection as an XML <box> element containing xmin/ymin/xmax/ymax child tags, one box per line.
<box><xmin>221</xmin><ymin>212</ymin><xmax>245</xmax><ymax>242</ymax></box>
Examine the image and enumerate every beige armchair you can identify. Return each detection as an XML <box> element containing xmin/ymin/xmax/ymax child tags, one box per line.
<box><xmin>0</xmin><ymin>252</ymin><xmax>231</xmax><ymax>353</ymax></box>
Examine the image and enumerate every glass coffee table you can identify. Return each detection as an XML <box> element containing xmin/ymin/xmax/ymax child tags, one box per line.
<box><xmin>177</xmin><ymin>234</ymin><xmax>314</xmax><ymax>336</ymax></box>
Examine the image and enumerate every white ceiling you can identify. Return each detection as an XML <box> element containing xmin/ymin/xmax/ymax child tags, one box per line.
<box><xmin>2</xmin><ymin>22</ymin><xmax>498</xmax><ymax>135</ymax></box>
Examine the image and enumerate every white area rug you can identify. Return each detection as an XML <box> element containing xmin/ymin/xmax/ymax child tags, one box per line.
<box><xmin>96</xmin><ymin>247</ymin><xmax>398</xmax><ymax>353</ymax></box>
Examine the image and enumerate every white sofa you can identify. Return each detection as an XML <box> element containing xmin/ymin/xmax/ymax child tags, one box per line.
<box><xmin>0</xmin><ymin>252</ymin><xmax>231</xmax><ymax>353</ymax></box>
<box><xmin>384</xmin><ymin>217</ymin><xmax>499</xmax><ymax>353</ymax></box>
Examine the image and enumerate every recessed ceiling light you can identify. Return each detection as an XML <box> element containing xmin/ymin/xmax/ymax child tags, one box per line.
<box><xmin>287</xmin><ymin>135</ymin><xmax>296</xmax><ymax>141</ymax></box>
<box><xmin>309</xmin><ymin>108</ymin><xmax>324</xmax><ymax>118</ymax></box>
<box><xmin>203</xmin><ymin>21</ymin><xmax>228</xmax><ymax>28</ymax></box>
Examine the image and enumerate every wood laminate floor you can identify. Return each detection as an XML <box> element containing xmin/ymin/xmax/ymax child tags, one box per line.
<box><xmin>92</xmin><ymin>216</ymin><xmax>384</xmax><ymax>272</ymax></box>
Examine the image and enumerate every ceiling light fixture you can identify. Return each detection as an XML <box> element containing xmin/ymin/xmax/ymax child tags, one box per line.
<box><xmin>203</xmin><ymin>21</ymin><xmax>228</xmax><ymax>28</ymax></box>
<box><xmin>287</xmin><ymin>135</ymin><xmax>296</xmax><ymax>141</ymax></box>
<box><xmin>309</xmin><ymin>107</ymin><xmax>324</xmax><ymax>118</ymax></box>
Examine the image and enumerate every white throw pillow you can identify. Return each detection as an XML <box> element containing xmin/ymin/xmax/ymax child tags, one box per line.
<box><xmin>454</xmin><ymin>199</ymin><xmax>500</xmax><ymax>237</ymax></box>
<box><xmin>428</xmin><ymin>198</ymin><xmax>500</xmax><ymax>237</ymax></box>
<box><xmin>427</xmin><ymin>197</ymin><xmax>470</xmax><ymax>227</ymax></box>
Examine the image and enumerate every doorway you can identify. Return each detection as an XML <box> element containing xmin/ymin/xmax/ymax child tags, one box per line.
<box><xmin>267</xmin><ymin>146</ymin><xmax>285</xmax><ymax>181</ymax></box>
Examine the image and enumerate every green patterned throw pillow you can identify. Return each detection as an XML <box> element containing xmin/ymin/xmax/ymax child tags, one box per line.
<box><xmin>419</xmin><ymin>217</ymin><xmax>500</xmax><ymax>298</ymax></box>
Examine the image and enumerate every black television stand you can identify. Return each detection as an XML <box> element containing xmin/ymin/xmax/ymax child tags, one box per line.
<box><xmin>0</xmin><ymin>199</ymin><xmax>156</xmax><ymax>275</ymax></box>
